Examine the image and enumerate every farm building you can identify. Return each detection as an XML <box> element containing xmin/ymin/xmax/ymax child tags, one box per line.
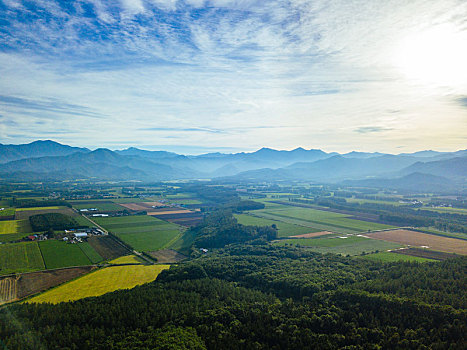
<box><xmin>74</xmin><ymin>232</ymin><xmax>88</xmax><ymax>238</ymax></box>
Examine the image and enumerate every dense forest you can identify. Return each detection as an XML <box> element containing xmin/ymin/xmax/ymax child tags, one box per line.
<box><xmin>192</xmin><ymin>211</ymin><xmax>277</xmax><ymax>248</ymax></box>
<box><xmin>29</xmin><ymin>213</ymin><xmax>80</xmax><ymax>232</ymax></box>
<box><xmin>0</xmin><ymin>245</ymin><xmax>465</xmax><ymax>349</ymax></box>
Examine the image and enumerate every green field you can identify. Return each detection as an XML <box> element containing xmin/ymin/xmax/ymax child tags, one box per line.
<box><xmin>234</xmin><ymin>213</ymin><xmax>318</xmax><ymax>237</ymax></box>
<box><xmin>111</xmin><ymin>198</ymin><xmax>157</xmax><ymax>204</ymax></box>
<box><xmin>346</xmin><ymin>197</ymin><xmax>404</xmax><ymax>206</ymax></box>
<box><xmin>422</xmin><ymin>206</ymin><xmax>467</xmax><ymax>214</ymax></box>
<box><xmin>94</xmin><ymin>215</ymin><xmax>182</xmax><ymax>251</ymax></box>
<box><xmin>0</xmin><ymin>242</ymin><xmax>45</xmax><ymax>275</ymax></box>
<box><xmin>0</xmin><ymin>208</ymin><xmax>15</xmax><ymax>217</ymax></box>
<box><xmin>39</xmin><ymin>240</ymin><xmax>92</xmax><ymax>269</ymax></box>
<box><xmin>69</xmin><ymin>199</ymin><xmax>114</xmax><ymax>204</ymax></box>
<box><xmin>360</xmin><ymin>251</ymin><xmax>434</xmax><ymax>263</ymax></box>
<box><xmin>252</xmin><ymin>211</ymin><xmax>345</xmax><ymax>233</ymax></box>
<box><xmin>0</xmin><ymin>233</ymin><xmax>29</xmax><ymax>242</ymax></box>
<box><xmin>417</xmin><ymin>227</ymin><xmax>467</xmax><ymax>240</ymax></box>
<box><xmin>73</xmin><ymin>215</ymin><xmax>93</xmax><ymax>227</ymax></box>
<box><xmin>170</xmin><ymin>199</ymin><xmax>202</xmax><ymax>205</ymax></box>
<box><xmin>16</xmin><ymin>206</ymin><xmax>62</xmax><ymax>211</ymax></box>
<box><xmin>79</xmin><ymin>242</ymin><xmax>104</xmax><ymax>264</ymax></box>
<box><xmin>27</xmin><ymin>264</ymin><xmax>170</xmax><ymax>304</ymax></box>
<box><xmin>275</xmin><ymin>235</ymin><xmax>402</xmax><ymax>256</ymax></box>
<box><xmin>251</xmin><ymin>205</ymin><xmax>394</xmax><ymax>233</ymax></box>
<box><xmin>164</xmin><ymin>193</ymin><xmax>195</xmax><ymax>199</ymax></box>
<box><xmin>73</xmin><ymin>202</ymin><xmax>125</xmax><ymax>212</ymax></box>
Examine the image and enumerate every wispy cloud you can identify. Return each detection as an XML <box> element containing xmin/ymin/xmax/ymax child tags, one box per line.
<box><xmin>457</xmin><ymin>96</ymin><xmax>467</xmax><ymax>108</ymax></box>
<box><xmin>140</xmin><ymin>127</ymin><xmax>225</xmax><ymax>134</ymax></box>
<box><xmin>354</xmin><ymin>126</ymin><xmax>393</xmax><ymax>134</ymax></box>
<box><xmin>0</xmin><ymin>0</ymin><xmax>466</xmax><ymax>152</ymax></box>
<box><xmin>0</xmin><ymin>95</ymin><xmax>104</xmax><ymax>118</ymax></box>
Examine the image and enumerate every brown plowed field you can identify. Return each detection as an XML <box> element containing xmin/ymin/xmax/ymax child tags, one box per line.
<box><xmin>290</xmin><ymin>231</ymin><xmax>334</xmax><ymax>238</ymax></box>
<box><xmin>365</xmin><ymin>229</ymin><xmax>467</xmax><ymax>255</ymax></box>
<box><xmin>0</xmin><ymin>266</ymin><xmax>95</xmax><ymax>305</ymax></box>
<box><xmin>17</xmin><ymin>266</ymin><xmax>96</xmax><ymax>299</ymax></box>
<box><xmin>393</xmin><ymin>248</ymin><xmax>459</xmax><ymax>260</ymax></box>
<box><xmin>88</xmin><ymin>236</ymin><xmax>128</xmax><ymax>260</ymax></box>
<box><xmin>0</xmin><ymin>277</ymin><xmax>17</xmax><ymax>304</ymax></box>
<box><xmin>147</xmin><ymin>210</ymin><xmax>192</xmax><ymax>215</ymax></box>
<box><xmin>147</xmin><ymin>249</ymin><xmax>187</xmax><ymax>263</ymax></box>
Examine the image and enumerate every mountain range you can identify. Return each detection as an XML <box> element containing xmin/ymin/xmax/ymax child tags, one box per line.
<box><xmin>0</xmin><ymin>140</ymin><xmax>466</xmax><ymax>192</ymax></box>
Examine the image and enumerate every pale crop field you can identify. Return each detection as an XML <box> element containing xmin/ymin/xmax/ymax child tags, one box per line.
<box><xmin>109</xmin><ymin>255</ymin><xmax>145</xmax><ymax>264</ymax></box>
<box><xmin>27</xmin><ymin>264</ymin><xmax>170</xmax><ymax>304</ymax></box>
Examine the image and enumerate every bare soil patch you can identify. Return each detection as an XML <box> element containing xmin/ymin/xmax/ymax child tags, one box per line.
<box><xmin>0</xmin><ymin>266</ymin><xmax>95</xmax><ymax>304</ymax></box>
<box><xmin>147</xmin><ymin>249</ymin><xmax>187</xmax><ymax>263</ymax></box>
<box><xmin>365</xmin><ymin>229</ymin><xmax>467</xmax><ymax>255</ymax></box>
<box><xmin>289</xmin><ymin>231</ymin><xmax>334</xmax><ymax>238</ymax></box>
<box><xmin>0</xmin><ymin>277</ymin><xmax>17</xmax><ymax>304</ymax></box>
<box><xmin>119</xmin><ymin>203</ymin><xmax>150</xmax><ymax>211</ymax></box>
<box><xmin>147</xmin><ymin>210</ymin><xmax>192</xmax><ymax>215</ymax></box>
<box><xmin>393</xmin><ymin>247</ymin><xmax>459</xmax><ymax>261</ymax></box>
<box><xmin>169</xmin><ymin>217</ymin><xmax>203</xmax><ymax>227</ymax></box>
<box><xmin>88</xmin><ymin>236</ymin><xmax>128</xmax><ymax>260</ymax></box>
<box><xmin>17</xmin><ymin>266</ymin><xmax>96</xmax><ymax>299</ymax></box>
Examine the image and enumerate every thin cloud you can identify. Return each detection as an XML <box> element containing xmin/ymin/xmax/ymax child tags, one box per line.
<box><xmin>457</xmin><ymin>96</ymin><xmax>467</xmax><ymax>108</ymax></box>
<box><xmin>0</xmin><ymin>95</ymin><xmax>104</xmax><ymax>118</ymax></box>
<box><xmin>354</xmin><ymin>126</ymin><xmax>394</xmax><ymax>134</ymax></box>
<box><xmin>140</xmin><ymin>127</ymin><xmax>225</xmax><ymax>134</ymax></box>
<box><xmin>0</xmin><ymin>1</ymin><xmax>466</xmax><ymax>152</ymax></box>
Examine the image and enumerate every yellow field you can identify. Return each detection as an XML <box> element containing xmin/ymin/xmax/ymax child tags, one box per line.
<box><xmin>0</xmin><ymin>220</ymin><xmax>16</xmax><ymax>234</ymax></box>
<box><xmin>16</xmin><ymin>206</ymin><xmax>61</xmax><ymax>211</ymax></box>
<box><xmin>27</xmin><ymin>264</ymin><xmax>170</xmax><ymax>304</ymax></box>
<box><xmin>0</xmin><ymin>220</ymin><xmax>31</xmax><ymax>234</ymax></box>
<box><xmin>109</xmin><ymin>255</ymin><xmax>145</xmax><ymax>264</ymax></box>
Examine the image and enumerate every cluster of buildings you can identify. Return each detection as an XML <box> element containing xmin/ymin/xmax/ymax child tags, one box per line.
<box><xmin>79</xmin><ymin>208</ymin><xmax>98</xmax><ymax>212</ymax></box>
<box><xmin>63</xmin><ymin>227</ymin><xmax>106</xmax><ymax>243</ymax></box>
<box><xmin>26</xmin><ymin>233</ymin><xmax>48</xmax><ymax>241</ymax></box>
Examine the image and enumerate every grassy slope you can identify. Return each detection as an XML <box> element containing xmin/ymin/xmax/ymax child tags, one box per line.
<box><xmin>252</xmin><ymin>205</ymin><xmax>394</xmax><ymax>233</ymax></box>
<box><xmin>234</xmin><ymin>213</ymin><xmax>318</xmax><ymax>237</ymax></box>
<box><xmin>275</xmin><ymin>236</ymin><xmax>402</xmax><ymax>256</ymax></box>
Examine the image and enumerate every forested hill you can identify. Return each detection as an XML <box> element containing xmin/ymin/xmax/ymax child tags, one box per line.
<box><xmin>1</xmin><ymin>245</ymin><xmax>465</xmax><ymax>349</ymax></box>
<box><xmin>1</xmin><ymin>141</ymin><xmax>467</xmax><ymax>190</ymax></box>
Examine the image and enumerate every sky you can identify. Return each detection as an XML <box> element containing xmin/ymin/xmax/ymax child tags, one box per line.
<box><xmin>0</xmin><ymin>0</ymin><xmax>466</xmax><ymax>154</ymax></box>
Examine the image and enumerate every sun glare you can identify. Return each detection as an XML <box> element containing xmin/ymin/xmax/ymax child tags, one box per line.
<box><xmin>393</xmin><ymin>24</ymin><xmax>467</xmax><ymax>89</ymax></box>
